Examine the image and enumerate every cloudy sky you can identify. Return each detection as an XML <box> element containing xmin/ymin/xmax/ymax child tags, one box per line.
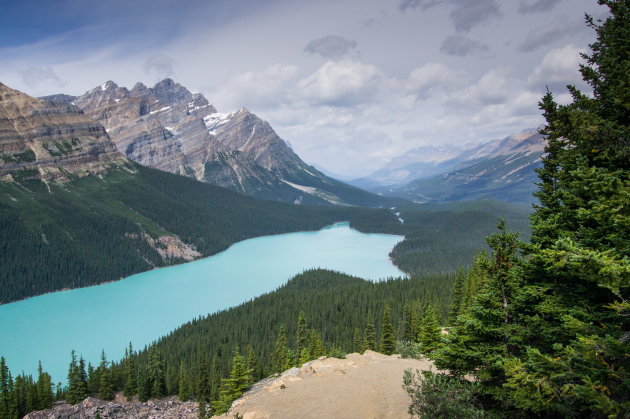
<box><xmin>1</xmin><ymin>0</ymin><xmax>605</xmax><ymax>176</ymax></box>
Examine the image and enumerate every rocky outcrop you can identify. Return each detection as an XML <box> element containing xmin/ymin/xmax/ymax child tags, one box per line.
<box><xmin>24</xmin><ymin>396</ymin><xmax>198</xmax><ymax>419</ymax></box>
<box><xmin>217</xmin><ymin>351</ymin><xmax>435</xmax><ymax>419</ymax></box>
<box><xmin>71</xmin><ymin>79</ymin><xmax>221</xmax><ymax>180</ymax></box>
<box><xmin>0</xmin><ymin>82</ymin><xmax>126</xmax><ymax>180</ymax></box>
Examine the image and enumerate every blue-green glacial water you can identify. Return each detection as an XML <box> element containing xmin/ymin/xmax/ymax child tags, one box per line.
<box><xmin>0</xmin><ymin>222</ymin><xmax>404</xmax><ymax>384</ymax></box>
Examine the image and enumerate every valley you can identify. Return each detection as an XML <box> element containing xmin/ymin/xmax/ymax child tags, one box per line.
<box><xmin>2</xmin><ymin>1</ymin><xmax>628</xmax><ymax>416</ymax></box>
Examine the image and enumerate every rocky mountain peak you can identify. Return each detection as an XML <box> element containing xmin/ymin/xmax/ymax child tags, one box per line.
<box><xmin>150</xmin><ymin>78</ymin><xmax>193</xmax><ymax>106</ymax></box>
<box><xmin>130</xmin><ymin>82</ymin><xmax>150</xmax><ymax>97</ymax></box>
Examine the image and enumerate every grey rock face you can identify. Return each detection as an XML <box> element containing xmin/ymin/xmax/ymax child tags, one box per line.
<box><xmin>24</xmin><ymin>396</ymin><xmax>199</xmax><ymax>419</ymax></box>
<box><xmin>0</xmin><ymin>82</ymin><xmax>126</xmax><ymax>180</ymax></box>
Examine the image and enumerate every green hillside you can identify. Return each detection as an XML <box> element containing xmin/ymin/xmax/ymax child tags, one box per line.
<box><xmin>0</xmin><ymin>164</ymin><xmax>397</xmax><ymax>303</ymax></box>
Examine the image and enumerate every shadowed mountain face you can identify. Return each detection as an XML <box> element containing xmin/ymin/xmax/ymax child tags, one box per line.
<box><xmin>356</xmin><ymin>131</ymin><xmax>545</xmax><ymax>203</ymax></box>
<box><xmin>0</xmin><ymin>82</ymin><xmax>126</xmax><ymax>180</ymax></box>
<box><xmin>45</xmin><ymin>79</ymin><xmax>391</xmax><ymax>207</ymax></box>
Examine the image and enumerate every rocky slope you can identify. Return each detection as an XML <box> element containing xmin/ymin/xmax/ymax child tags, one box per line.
<box><xmin>0</xmin><ymin>82</ymin><xmax>125</xmax><ymax>180</ymax></box>
<box><xmin>364</xmin><ymin>130</ymin><xmax>545</xmax><ymax>203</ymax></box>
<box><xmin>42</xmin><ymin>79</ymin><xmax>392</xmax><ymax>206</ymax></box>
<box><xmin>24</xmin><ymin>351</ymin><xmax>433</xmax><ymax>419</ymax></box>
<box><xmin>24</xmin><ymin>396</ymin><xmax>198</xmax><ymax>419</ymax></box>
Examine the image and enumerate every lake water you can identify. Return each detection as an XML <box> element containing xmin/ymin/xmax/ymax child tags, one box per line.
<box><xmin>0</xmin><ymin>222</ymin><xmax>404</xmax><ymax>384</ymax></box>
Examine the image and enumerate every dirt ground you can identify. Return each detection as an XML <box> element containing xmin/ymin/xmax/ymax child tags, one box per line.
<box><xmin>214</xmin><ymin>350</ymin><xmax>435</xmax><ymax>419</ymax></box>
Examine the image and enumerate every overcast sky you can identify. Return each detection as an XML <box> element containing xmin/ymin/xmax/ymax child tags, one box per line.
<box><xmin>1</xmin><ymin>0</ymin><xmax>605</xmax><ymax>176</ymax></box>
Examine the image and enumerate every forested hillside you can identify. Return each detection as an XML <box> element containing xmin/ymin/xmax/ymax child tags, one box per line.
<box><xmin>0</xmin><ymin>164</ymin><xmax>397</xmax><ymax>303</ymax></box>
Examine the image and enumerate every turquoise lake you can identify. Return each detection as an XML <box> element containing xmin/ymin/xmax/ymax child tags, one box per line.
<box><xmin>0</xmin><ymin>222</ymin><xmax>404</xmax><ymax>384</ymax></box>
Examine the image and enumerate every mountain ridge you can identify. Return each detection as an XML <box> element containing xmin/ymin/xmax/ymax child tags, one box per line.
<box><xmin>355</xmin><ymin>130</ymin><xmax>545</xmax><ymax>203</ymax></box>
<box><xmin>43</xmin><ymin>79</ymin><xmax>394</xmax><ymax>207</ymax></box>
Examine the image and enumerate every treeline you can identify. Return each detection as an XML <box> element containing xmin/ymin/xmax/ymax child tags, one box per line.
<box><xmin>0</xmin><ymin>164</ymin><xmax>398</xmax><ymax>303</ymax></box>
<box><xmin>389</xmin><ymin>200</ymin><xmax>531</xmax><ymax>274</ymax></box>
<box><xmin>0</xmin><ymin>357</ymin><xmax>59</xmax><ymax>419</ymax></box>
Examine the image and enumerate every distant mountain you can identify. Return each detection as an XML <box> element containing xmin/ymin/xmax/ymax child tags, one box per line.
<box><xmin>0</xmin><ymin>82</ymin><xmax>125</xmax><ymax>180</ymax></box>
<box><xmin>351</xmin><ymin>143</ymin><xmax>470</xmax><ymax>188</ymax></box>
<box><xmin>365</xmin><ymin>131</ymin><xmax>545</xmax><ymax>203</ymax></box>
<box><xmin>43</xmin><ymin>79</ymin><xmax>392</xmax><ymax>207</ymax></box>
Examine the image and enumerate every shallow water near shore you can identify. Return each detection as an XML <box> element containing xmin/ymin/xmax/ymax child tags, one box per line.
<box><xmin>0</xmin><ymin>222</ymin><xmax>404</xmax><ymax>384</ymax></box>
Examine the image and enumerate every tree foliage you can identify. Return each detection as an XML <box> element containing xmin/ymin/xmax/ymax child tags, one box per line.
<box><xmin>432</xmin><ymin>2</ymin><xmax>630</xmax><ymax>416</ymax></box>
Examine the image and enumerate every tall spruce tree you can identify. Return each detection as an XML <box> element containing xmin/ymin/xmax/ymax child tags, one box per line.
<box><xmin>295</xmin><ymin>312</ymin><xmax>309</xmax><ymax>359</ymax></box>
<box><xmin>123</xmin><ymin>343</ymin><xmax>137</xmax><ymax>399</ymax></box>
<box><xmin>271</xmin><ymin>326</ymin><xmax>289</xmax><ymax>373</ymax></box>
<box><xmin>98</xmin><ymin>351</ymin><xmax>114</xmax><ymax>401</ymax></box>
<box><xmin>363</xmin><ymin>312</ymin><xmax>376</xmax><ymax>351</ymax></box>
<box><xmin>381</xmin><ymin>304</ymin><xmax>396</xmax><ymax>355</ymax></box>
<box><xmin>212</xmin><ymin>349</ymin><xmax>251</xmax><ymax>415</ymax></box>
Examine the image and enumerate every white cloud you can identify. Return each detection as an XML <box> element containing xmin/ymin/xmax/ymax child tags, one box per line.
<box><xmin>297</xmin><ymin>60</ymin><xmax>383</xmax><ymax>107</ymax></box>
<box><xmin>18</xmin><ymin>65</ymin><xmax>67</xmax><ymax>88</ymax></box>
<box><xmin>447</xmin><ymin>68</ymin><xmax>511</xmax><ymax>109</ymax></box>
<box><xmin>406</xmin><ymin>62</ymin><xmax>466</xmax><ymax>100</ymax></box>
<box><xmin>143</xmin><ymin>54</ymin><xmax>175</xmax><ymax>80</ymax></box>
<box><xmin>210</xmin><ymin>64</ymin><xmax>299</xmax><ymax>110</ymax></box>
<box><xmin>528</xmin><ymin>44</ymin><xmax>585</xmax><ymax>90</ymax></box>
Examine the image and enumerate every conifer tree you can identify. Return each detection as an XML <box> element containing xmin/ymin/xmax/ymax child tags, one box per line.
<box><xmin>147</xmin><ymin>347</ymin><xmax>166</xmax><ymax>399</ymax></box>
<box><xmin>381</xmin><ymin>304</ymin><xmax>396</xmax><ymax>355</ymax></box>
<box><xmin>212</xmin><ymin>349</ymin><xmax>251</xmax><ymax>415</ymax></box>
<box><xmin>196</xmin><ymin>350</ymin><xmax>209</xmax><ymax>410</ymax></box>
<box><xmin>401</xmin><ymin>303</ymin><xmax>414</xmax><ymax>341</ymax></box>
<box><xmin>35</xmin><ymin>362</ymin><xmax>53</xmax><ymax>410</ymax></box>
<box><xmin>271</xmin><ymin>326</ymin><xmax>289</xmax><ymax>373</ymax></box>
<box><xmin>98</xmin><ymin>351</ymin><xmax>113</xmax><ymax>401</ymax></box>
<box><xmin>363</xmin><ymin>312</ymin><xmax>376</xmax><ymax>351</ymax></box>
<box><xmin>123</xmin><ymin>343</ymin><xmax>137</xmax><ymax>398</ymax></box>
<box><xmin>448</xmin><ymin>266</ymin><xmax>466</xmax><ymax>324</ymax></box>
<box><xmin>352</xmin><ymin>328</ymin><xmax>363</xmax><ymax>353</ymax></box>
<box><xmin>137</xmin><ymin>369</ymin><xmax>149</xmax><ymax>402</ymax></box>
<box><xmin>67</xmin><ymin>351</ymin><xmax>88</xmax><ymax>405</ymax></box>
<box><xmin>295</xmin><ymin>312</ymin><xmax>309</xmax><ymax>359</ymax></box>
<box><xmin>244</xmin><ymin>346</ymin><xmax>261</xmax><ymax>385</ymax></box>
<box><xmin>210</xmin><ymin>355</ymin><xmax>221</xmax><ymax>403</ymax></box>
<box><xmin>419</xmin><ymin>303</ymin><xmax>442</xmax><ymax>353</ymax></box>
<box><xmin>178</xmin><ymin>362</ymin><xmax>190</xmax><ymax>401</ymax></box>
<box><xmin>309</xmin><ymin>331</ymin><xmax>324</xmax><ymax>359</ymax></box>
<box><xmin>0</xmin><ymin>356</ymin><xmax>10</xmax><ymax>419</ymax></box>
<box><xmin>433</xmin><ymin>4</ymin><xmax>630</xmax><ymax>412</ymax></box>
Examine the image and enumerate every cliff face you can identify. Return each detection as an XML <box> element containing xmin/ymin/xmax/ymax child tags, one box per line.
<box><xmin>71</xmin><ymin>80</ymin><xmax>221</xmax><ymax>180</ymax></box>
<box><xmin>64</xmin><ymin>78</ymin><xmax>388</xmax><ymax>206</ymax></box>
<box><xmin>0</xmin><ymin>82</ymin><xmax>125</xmax><ymax>180</ymax></box>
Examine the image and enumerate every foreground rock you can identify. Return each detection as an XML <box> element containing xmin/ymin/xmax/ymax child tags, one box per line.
<box><xmin>24</xmin><ymin>395</ymin><xmax>198</xmax><ymax>419</ymax></box>
<box><xmin>215</xmin><ymin>350</ymin><xmax>435</xmax><ymax>419</ymax></box>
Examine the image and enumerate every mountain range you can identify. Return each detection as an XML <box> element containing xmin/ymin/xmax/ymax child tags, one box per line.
<box><xmin>353</xmin><ymin>130</ymin><xmax>545</xmax><ymax>203</ymax></box>
<box><xmin>42</xmin><ymin>79</ymin><xmax>392</xmax><ymax>207</ymax></box>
